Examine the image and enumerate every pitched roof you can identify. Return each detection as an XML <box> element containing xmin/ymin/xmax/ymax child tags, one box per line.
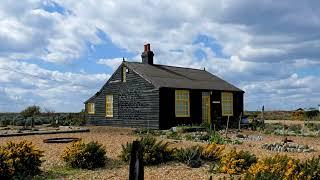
<box><xmin>125</xmin><ymin>61</ymin><xmax>243</xmax><ymax>92</ymax></box>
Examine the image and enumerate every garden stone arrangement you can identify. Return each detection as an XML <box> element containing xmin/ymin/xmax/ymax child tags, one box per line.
<box><xmin>262</xmin><ymin>142</ymin><xmax>314</xmax><ymax>153</ymax></box>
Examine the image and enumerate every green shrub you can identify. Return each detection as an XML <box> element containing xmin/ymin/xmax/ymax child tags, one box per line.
<box><xmin>1</xmin><ymin>141</ymin><xmax>44</xmax><ymax>178</ymax></box>
<box><xmin>287</xmin><ymin>124</ymin><xmax>302</xmax><ymax>134</ymax></box>
<box><xmin>166</xmin><ymin>131</ymin><xmax>182</xmax><ymax>140</ymax></box>
<box><xmin>210</xmin><ymin>133</ymin><xmax>225</xmax><ymax>144</ymax></box>
<box><xmin>246</xmin><ymin>154</ymin><xmax>300</xmax><ymax>179</ymax></box>
<box><xmin>263</xmin><ymin>123</ymin><xmax>283</xmax><ymax>134</ymax></box>
<box><xmin>305</xmin><ymin>123</ymin><xmax>320</xmax><ymax>132</ymax></box>
<box><xmin>174</xmin><ymin>145</ymin><xmax>203</xmax><ymax>168</ymax></box>
<box><xmin>184</xmin><ymin>132</ymin><xmax>210</xmax><ymax>142</ymax></box>
<box><xmin>304</xmin><ymin>110</ymin><xmax>319</xmax><ymax>119</ymax></box>
<box><xmin>62</xmin><ymin>141</ymin><xmax>107</xmax><ymax>169</ymax></box>
<box><xmin>219</xmin><ymin>148</ymin><xmax>257</xmax><ymax>174</ymax></box>
<box><xmin>120</xmin><ymin>136</ymin><xmax>173</xmax><ymax>165</ymax></box>
<box><xmin>298</xmin><ymin>156</ymin><xmax>320</xmax><ymax>179</ymax></box>
<box><xmin>0</xmin><ymin>148</ymin><xmax>12</xmax><ymax>179</ymax></box>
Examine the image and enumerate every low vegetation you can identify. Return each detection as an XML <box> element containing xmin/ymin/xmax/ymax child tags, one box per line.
<box><xmin>263</xmin><ymin>123</ymin><xmax>320</xmax><ymax>137</ymax></box>
<box><xmin>245</xmin><ymin>110</ymin><xmax>320</xmax><ymax>121</ymax></box>
<box><xmin>174</xmin><ymin>145</ymin><xmax>203</xmax><ymax>168</ymax></box>
<box><xmin>61</xmin><ymin>140</ymin><xmax>107</xmax><ymax>169</ymax></box>
<box><xmin>246</xmin><ymin>155</ymin><xmax>301</xmax><ymax>179</ymax></box>
<box><xmin>217</xmin><ymin>148</ymin><xmax>257</xmax><ymax>175</ymax></box>
<box><xmin>120</xmin><ymin>135</ymin><xmax>173</xmax><ymax>165</ymax></box>
<box><xmin>0</xmin><ymin>106</ymin><xmax>86</xmax><ymax>127</ymax></box>
<box><xmin>201</xmin><ymin>143</ymin><xmax>225</xmax><ymax>162</ymax></box>
<box><xmin>0</xmin><ymin>141</ymin><xmax>44</xmax><ymax>179</ymax></box>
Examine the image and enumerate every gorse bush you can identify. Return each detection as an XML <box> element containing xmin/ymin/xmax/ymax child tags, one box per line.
<box><xmin>246</xmin><ymin>154</ymin><xmax>301</xmax><ymax>179</ymax></box>
<box><xmin>174</xmin><ymin>145</ymin><xmax>203</xmax><ymax>168</ymax></box>
<box><xmin>219</xmin><ymin>148</ymin><xmax>257</xmax><ymax>175</ymax></box>
<box><xmin>120</xmin><ymin>135</ymin><xmax>173</xmax><ymax>165</ymax></box>
<box><xmin>0</xmin><ymin>141</ymin><xmax>44</xmax><ymax>179</ymax></box>
<box><xmin>201</xmin><ymin>143</ymin><xmax>225</xmax><ymax>162</ymax></box>
<box><xmin>62</xmin><ymin>140</ymin><xmax>107</xmax><ymax>169</ymax></box>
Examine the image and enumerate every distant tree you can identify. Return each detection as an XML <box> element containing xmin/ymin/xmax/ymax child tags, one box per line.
<box><xmin>43</xmin><ymin>108</ymin><xmax>56</xmax><ymax>124</ymax></box>
<box><xmin>20</xmin><ymin>105</ymin><xmax>41</xmax><ymax>128</ymax></box>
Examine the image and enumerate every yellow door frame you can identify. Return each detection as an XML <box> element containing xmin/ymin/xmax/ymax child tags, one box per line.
<box><xmin>202</xmin><ymin>92</ymin><xmax>211</xmax><ymax>124</ymax></box>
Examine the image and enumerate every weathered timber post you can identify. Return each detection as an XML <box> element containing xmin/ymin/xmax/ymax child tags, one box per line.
<box><xmin>238</xmin><ymin>112</ymin><xmax>242</xmax><ymax>132</ymax></box>
<box><xmin>129</xmin><ymin>141</ymin><xmax>144</xmax><ymax>180</ymax></box>
<box><xmin>225</xmin><ymin>116</ymin><xmax>230</xmax><ymax>138</ymax></box>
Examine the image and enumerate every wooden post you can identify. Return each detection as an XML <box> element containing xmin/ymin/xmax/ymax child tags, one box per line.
<box><xmin>129</xmin><ymin>141</ymin><xmax>144</xmax><ymax>180</ymax></box>
<box><xmin>225</xmin><ymin>116</ymin><xmax>230</xmax><ymax>138</ymax></box>
<box><xmin>261</xmin><ymin>105</ymin><xmax>265</xmax><ymax>124</ymax></box>
<box><xmin>238</xmin><ymin>112</ymin><xmax>242</xmax><ymax>132</ymax></box>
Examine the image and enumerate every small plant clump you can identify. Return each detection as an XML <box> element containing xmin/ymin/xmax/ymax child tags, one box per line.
<box><xmin>120</xmin><ymin>135</ymin><xmax>173</xmax><ymax>165</ymax></box>
<box><xmin>210</xmin><ymin>133</ymin><xmax>226</xmax><ymax>144</ymax></box>
<box><xmin>0</xmin><ymin>140</ymin><xmax>44</xmax><ymax>179</ymax></box>
<box><xmin>218</xmin><ymin>148</ymin><xmax>257</xmax><ymax>175</ymax></box>
<box><xmin>62</xmin><ymin>140</ymin><xmax>107</xmax><ymax>169</ymax></box>
<box><xmin>174</xmin><ymin>145</ymin><xmax>203</xmax><ymax>168</ymax></box>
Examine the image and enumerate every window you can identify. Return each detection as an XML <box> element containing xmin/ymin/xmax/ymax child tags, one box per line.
<box><xmin>221</xmin><ymin>92</ymin><xmax>233</xmax><ymax>116</ymax></box>
<box><xmin>87</xmin><ymin>103</ymin><xmax>95</xmax><ymax>114</ymax></box>
<box><xmin>105</xmin><ymin>95</ymin><xmax>113</xmax><ymax>117</ymax></box>
<box><xmin>122</xmin><ymin>66</ymin><xmax>126</xmax><ymax>82</ymax></box>
<box><xmin>175</xmin><ymin>90</ymin><xmax>190</xmax><ymax>117</ymax></box>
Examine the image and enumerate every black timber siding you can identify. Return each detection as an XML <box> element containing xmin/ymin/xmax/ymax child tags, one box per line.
<box><xmin>159</xmin><ymin>88</ymin><xmax>244</xmax><ymax>129</ymax></box>
<box><xmin>85</xmin><ymin>64</ymin><xmax>159</xmax><ymax>129</ymax></box>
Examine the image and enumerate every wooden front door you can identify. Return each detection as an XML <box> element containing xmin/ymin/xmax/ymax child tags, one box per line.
<box><xmin>202</xmin><ymin>92</ymin><xmax>211</xmax><ymax>124</ymax></box>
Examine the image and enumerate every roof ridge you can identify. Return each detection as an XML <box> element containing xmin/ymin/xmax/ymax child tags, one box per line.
<box><xmin>125</xmin><ymin>61</ymin><xmax>205</xmax><ymax>71</ymax></box>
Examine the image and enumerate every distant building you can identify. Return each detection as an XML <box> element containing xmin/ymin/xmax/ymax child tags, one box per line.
<box><xmin>84</xmin><ymin>44</ymin><xmax>244</xmax><ymax>129</ymax></box>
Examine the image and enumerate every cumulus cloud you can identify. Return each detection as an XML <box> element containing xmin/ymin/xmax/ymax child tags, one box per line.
<box><xmin>0</xmin><ymin>0</ymin><xmax>320</xmax><ymax>111</ymax></box>
<box><xmin>0</xmin><ymin>58</ymin><xmax>109</xmax><ymax>111</ymax></box>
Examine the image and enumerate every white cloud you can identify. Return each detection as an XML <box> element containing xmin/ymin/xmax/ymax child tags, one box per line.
<box><xmin>1</xmin><ymin>0</ymin><xmax>320</xmax><ymax>110</ymax></box>
<box><xmin>0</xmin><ymin>58</ymin><xmax>109</xmax><ymax>111</ymax></box>
<box><xmin>97</xmin><ymin>58</ymin><xmax>125</xmax><ymax>70</ymax></box>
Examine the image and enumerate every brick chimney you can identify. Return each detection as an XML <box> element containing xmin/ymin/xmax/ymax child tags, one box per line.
<box><xmin>141</xmin><ymin>43</ymin><xmax>154</xmax><ymax>65</ymax></box>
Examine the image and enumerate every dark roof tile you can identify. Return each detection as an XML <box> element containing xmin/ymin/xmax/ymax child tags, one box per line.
<box><xmin>125</xmin><ymin>62</ymin><xmax>243</xmax><ymax>92</ymax></box>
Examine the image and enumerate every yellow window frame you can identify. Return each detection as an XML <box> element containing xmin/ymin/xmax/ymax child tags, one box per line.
<box><xmin>105</xmin><ymin>95</ymin><xmax>113</xmax><ymax>117</ymax></box>
<box><xmin>221</xmin><ymin>92</ymin><xmax>233</xmax><ymax>116</ymax></box>
<box><xmin>175</xmin><ymin>90</ymin><xmax>190</xmax><ymax>117</ymax></box>
<box><xmin>87</xmin><ymin>103</ymin><xmax>95</xmax><ymax>114</ymax></box>
<box><xmin>122</xmin><ymin>66</ymin><xmax>126</xmax><ymax>82</ymax></box>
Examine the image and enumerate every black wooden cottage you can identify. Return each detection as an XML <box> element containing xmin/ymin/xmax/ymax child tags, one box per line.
<box><xmin>85</xmin><ymin>44</ymin><xmax>244</xmax><ymax>129</ymax></box>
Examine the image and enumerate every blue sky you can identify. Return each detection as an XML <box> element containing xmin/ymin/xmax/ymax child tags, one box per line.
<box><xmin>0</xmin><ymin>0</ymin><xmax>320</xmax><ymax>112</ymax></box>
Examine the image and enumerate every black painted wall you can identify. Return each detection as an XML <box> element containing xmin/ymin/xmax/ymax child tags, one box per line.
<box><xmin>159</xmin><ymin>88</ymin><xmax>244</xmax><ymax>129</ymax></box>
<box><xmin>85</xmin><ymin>63</ymin><xmax>159</xmax><ymax>128</ymax></box>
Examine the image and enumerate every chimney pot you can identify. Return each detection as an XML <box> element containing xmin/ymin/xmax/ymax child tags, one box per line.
<box><xmin>141</xmin><ymin>43</ymin><xmax>154</xmax><ymax>65</ymax></box>
<box><xmin>144</xmin><ymin>44</ymin><xmax>148</xmax><ymax>52</ymax></box>
<box><xmin>146</xmin><ymin>43</ymin><xmax>150</xmax><ymax>51</ymax></box>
